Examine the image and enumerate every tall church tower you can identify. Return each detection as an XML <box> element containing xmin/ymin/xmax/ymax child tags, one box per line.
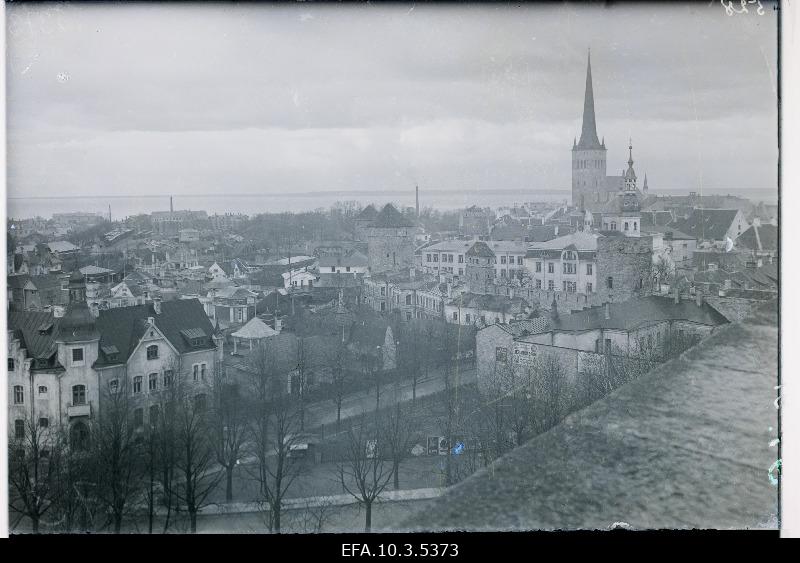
<box><xmin>572</xmin><ymin>50</ymin><xmax>607</xmax><ymax>208</ymax></box>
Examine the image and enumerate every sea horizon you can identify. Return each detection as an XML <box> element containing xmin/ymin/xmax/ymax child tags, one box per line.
<box><xmin>6</xmin><ymin>187</ymin><xmax>778</xmax><ymax>221</ymax></box>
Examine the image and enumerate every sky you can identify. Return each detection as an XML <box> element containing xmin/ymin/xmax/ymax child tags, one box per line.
<box><xmin>6</xmin><ymin>2</ymin><xmax>779</xmax><ymax>213</ymax></box>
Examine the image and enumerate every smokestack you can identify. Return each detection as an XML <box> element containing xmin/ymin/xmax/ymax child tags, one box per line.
<box><xmin>415</xmin><ymin>185</ymin><xmax>419</xmax><ymax>219</ymax></box>
<box><xmin>604</xmin><ymin>302</ymin><xmax>611</xmax><ymax>320</ymax></box>
<box><xmin>170</xmin><ymin>196</ymin><xmax>173</xmax><ymax>214</ymax></box>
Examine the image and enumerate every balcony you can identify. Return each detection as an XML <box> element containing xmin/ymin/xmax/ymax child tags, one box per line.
<box><xmin>67</xmin><ymin>403</ymin><xmax>91</xmax><ymax>418</ymax></box>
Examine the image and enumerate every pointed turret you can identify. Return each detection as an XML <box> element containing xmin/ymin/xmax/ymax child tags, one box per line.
<box><xmin>624</xmin><ymin>139</ymin><xmax>637</xmax><ymax>190</ymax></box>
<box><xmin>643</xmin><ymin>173</ymin><xmax>649</xmax><ymax>192</ymax></box>
<box><xmin>577</xmin><ymin>49</ymin><xmax>602</xmax><ymax>150</ymax></box>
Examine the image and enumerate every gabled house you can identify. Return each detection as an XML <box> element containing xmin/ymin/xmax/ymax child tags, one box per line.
<box><xmin>8</xmin><ymin>273</ymin><xmax>222</xmax><ymax>447</ymax></box>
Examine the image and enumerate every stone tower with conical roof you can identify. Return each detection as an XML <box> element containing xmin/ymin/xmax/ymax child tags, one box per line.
<box><xmin>572</xmin><ymin>49</ymin><xmax>608</xmax><ymax>209</ymax></box>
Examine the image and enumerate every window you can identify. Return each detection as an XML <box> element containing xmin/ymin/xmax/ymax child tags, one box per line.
<box><xmin>496</xmin><ymin>347</ymin><xmax>508</xmax><ymax>363</ymax></box>
<box><xmin>586</xmin><ymin>263</ymin><xmax>593</xmax><ymax>275</ymax></box>
<box><xmin>535</xmin><ymin>279</ymin><xmax>542</xmax><ymax>289</ymax></box>
<box><xmin>517</xmin><ymin>257</ymin><xmax>523</xmax><ymax>265</ymax></box>
<box><xmin>500</xmin><ymin>270</ymin><xmax>506</xmax><ymax>278</ymax></box>
<box><xmin>149</xmin><ymin>373</ymin><xmax>158</xmax><ymax>391</ymax></box>
<box><xmin>193</xmin><ymin>365</ymin><xmax>199</xmax><ymax>381</ymax></box>
<box><xmin>605</xmin><ymin>339</ymin><xmax>612</xmax><ymax>354</ymax></box>
<box><xmin>607</xmin><ymin>277</ymin><xmax>614</xmax><ymax>289</ymax></box>
<box><xmin>587</xmin><ymin>282</ymin><xmax>593</xmax><ymax>293</ymax></box>
<box><xmin>633</xmin><ymin>222</ymin><xmax>638</xmax><ymax>231</ymax></box>
<box><xmin>72</xmin><ymin>347</ymin><xmax>84</xmax><ymax>365</ymax></box>
<box><xmin>146</xmin><ymin>345</ymin><xmax>159</xmax><ymax>360</ymax></box>
<box><xmin>547</xmin><ymin>263</ymin><xmax>554</xmax><ymax>274</ymax></box>
<box><xmin>39</xmin><ymin>417</ymin><xmax>49</xmax><ymax>428</ymax></box>
<box><xmin>201</xmin><ymin>363</ymin><xmax>207</xmax><ymax>380</ymax></box>
<box><xmin>548</xmin><ymin>280</ymin><xmax>554</xmax><ymax>291</ymax></box>
<box><xmin>565</xmin><ymin>281</ymin><xmax>577</xmax><ymax>293</ymax></box>
<box><xmin>133</xmin><ymin>376</ymin><xmax>143</xmax><ymax>394</ymax></box>
<box><xmin>563</xmin><ymin>263</ymin><xmax>576</xmax><ymax>274</ymax></box>
<box><xmin>346</xmin><ymin>267</ymin><xmax>351</xmax><ymax>272</ymax></box>
<box><xmin>109</xmin><ymin>379</ymin><xmax>119</xmax><ymax>394</ymax></box>
<box><xmin>452</xmin><ymin>312</ymin><xmax>458</xmax><ymax>321</ymax></box>
<box><xmin>405</xmin><ymin>294</ymin><xmax>412</xmax><ymax>305</ymax></box>
<box><xmin>465</xmin><ymin>314</ymin><xmax>471</xmax><ymax>324</ymax></box>
<box><xmin>624</xmin><ymin>222</ymin><xmax>629</xmax><ymax>231</ymax></box>
<box><xmin>13</xmin><ymin>385</ymin><xmax>24</xmax><ymax>405</ymax></box>
<box><xmin>380</xmin><ymin>302</ymin><xmax>386</xmax><ymax>312</ymax></box>
<box><xmin>163</xmin><ymin>370</ymin><xmax>174</xmax><ymax>387</ymax></box>
<box><xmin>458</xmin><ymin>255</ymin><xmax>464</xmax><ymax>263</ymax></box>
<box><xmin>134</xmin><ymin>408</ymin><xmax>144</xmax><ymax>428</ymax></box>
<box><xmin>72</xmin><ymin>385</ymin><xmax>86</xmax><ymax>405</ymax></box>
<box><xmin>535</xmin><ymin>262</ymin><xmax>542</xmax><ymax>273</ymax></box>
<box><xmin>380</xmin><ymin>287</ymin><xmax>386</xmax><ymax>296</ymax></box>
<box><xmin>426</xmin><ymin>254</ymin><xmax>431</xmax><ymax>262</ymax></box>
<box><xmin>15</xmin><ymin>420</ymin><xmax>25</xmax><ymax>440</ymax></box>
<box><xmin>8</xmin><ymin>358</ymin><xmax>15</xmax><ymax>371</ymax></box>
<box><xmin>38</xmin><ymin>385</ymin><xmax>48</xmax><ymax>395</ymax></box>
<box><xmin>433</xmin><ymin>254</ymin><xmax>438</xmax><ymax>262</ymax></box>
<box><xmin>500</xmin><ymin>256</ymin><xmax>507</xmax><ymax>264</ymax></box>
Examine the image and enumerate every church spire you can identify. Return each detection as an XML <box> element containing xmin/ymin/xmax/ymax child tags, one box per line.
<box><xmin>577</xmin><ymin>49</ymin><xmax>602</xmax><ymax>150</ymax></box>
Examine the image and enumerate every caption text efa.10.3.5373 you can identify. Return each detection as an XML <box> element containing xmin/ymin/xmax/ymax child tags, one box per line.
<box><xmin>342</xmin><ymin>544</ymin><xmax>459</xmax><ymax>557</ymax></box>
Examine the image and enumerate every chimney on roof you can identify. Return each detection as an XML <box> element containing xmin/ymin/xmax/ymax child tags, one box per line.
<box><xmin>604</xmin><ymin>301</ymin><xmax>611</xmax><ymax>320</ymax></box>
<box><xmin>695</xmin><ymin>288</ymin><xmax>704</xmax><ymax>307</ymax></box>
<box><xmin>153</xmin><ymin>296</ymin><xmax>162</xmax><ymax>315</ymax></box>
<box><xmin>147</xmin><ymin>316</ymin><xmax>155</xmax><ymax>326</ymax></box>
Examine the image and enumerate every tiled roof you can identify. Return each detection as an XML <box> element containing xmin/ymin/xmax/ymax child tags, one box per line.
<box><xmin>673</xmin><ymin>209</ymin><xmax>740</xmax><ymax>241</ymax></box>
<box><xmin>529</xmin><ymin>231</ymin><xmax>599</xmax><ymax>252</ymax></box>
<box><xmin>371</xmin><ymin>204</ymin><xmax>416</xmax><ymax>229</ymax></box>
<box><xmin>94</xmin><ymin>298</ymin><xmax>215</xmax><ymax>366</ymax></box>
<box><xmin>8</xmin><ymin>310</ymin><xmax>60</xmax><ymax>360</ymax></box>
<box><xmin>318</xmin><ymin>250</ymin><xmax>368</xmax><ymax>268</ymax></box>
<box><xmin>448</xmin><ymin>293</ymin><xmax>529</xmax><ymax>313</ymax></box>
<box><xmin>737</xmin><ymin>224</ymin><xmax>778</xmax><ymax>252</ymax></box>
<box><xmin>546</xmin><ymin>295</ymin><xmax>729</xmax><ymax>333</ymax></box>
<box><xmin>465</xmin><ymin>241</ymin><xmax>495</xmax><ymax>258</ymax></box>
<box><xmin>356</xmin><ymin>204</ymin><xmax>379</xmax><ymax>221</ymax></box>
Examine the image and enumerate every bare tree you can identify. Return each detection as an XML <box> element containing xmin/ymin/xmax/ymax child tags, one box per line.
<box><xmin>174</xmin><ymin>388</ymin><xmax>222</xmax><ymax>533</ymax></box>
<box><xmin>91</xmin><ymin>378</ymin><xmax>145</xmax><ymax>533</ymax></box>
<box><xmin>8</xmin><ymin>415</ymin><xmax>65</xmax><ymax>533</ymax></box>
<box><xmin>209</xmin><ymin>365</ymin><xmax>247</xmax><ymax>503</ymax></box>
<box><xmin>295</xmin><ymin>336</ymin><xmax>311</xmax><ymax>431</ymax></box>
<box><xmin>244</xmin><ymin>339</ymin><xmax>303</xmax><ymax>533</ymax></box>
<box><xmin>331</xmin><ymin>337</ymin><xmax>350</xmax><ymax>432</ymax></box>
<box><xmin>288</xmin><ymin>496</ymin><xmax>337</xmax><ymax>533</ymax></box>
<box><xmin>338</xmin><ymin>412</ymin><xmax>394</xmax><ymax>532</ymax></box>
<box><xmin>529</xmin><ymin>352</ymin><xmax>568</xmax><ymax>435</ymax></box>
<box><xmin>382</xmin><ymin>403</ymin><xmax>416</xmax><ymax>490</ymax></box>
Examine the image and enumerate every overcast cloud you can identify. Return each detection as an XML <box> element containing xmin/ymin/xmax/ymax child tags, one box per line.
<box><xmin>6</xmin><ymin>2</ymin><xmax>778</xmax><ymax>204</ymax></box>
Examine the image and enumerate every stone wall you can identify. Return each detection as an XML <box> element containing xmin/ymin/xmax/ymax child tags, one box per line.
<box><xmin>595</xmin><ymin>235</ymin><xmax>654</xmax><ymax>303</ymax></box>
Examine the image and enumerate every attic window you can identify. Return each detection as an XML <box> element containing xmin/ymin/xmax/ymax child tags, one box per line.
<box><xmin>181</xmin><ymin>328</ymin><xmax>207</xmax><ymax>347</ymax></box>
<box><xmin>101</xmin><ymin>345</ymin><xmax>119</xmax><ymax>361</ymax></box>
<box><xmin>37</xmin><ymin>322</ymin><xmax>53</xmax><ymax>335</ymax></box>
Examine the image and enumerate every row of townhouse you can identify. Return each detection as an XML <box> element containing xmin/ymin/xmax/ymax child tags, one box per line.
<box><xmin>524</xmin><ymin>231</ymin><xmax>599</xmax><ymax>294</ymax></box>
<box><xmin>476</xmin><ymin>293</ymin><xmax>730</xmax><ymax>392</ymax></box>
<box><xmin>420</xmin><ymin>240</ymin><xmax>528</xmax><ymax>281</ymax></box>
<box><xmin>8</xmin><ymin>274</ymin><xmax>222</xmax><ymax>450</ymax></box>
